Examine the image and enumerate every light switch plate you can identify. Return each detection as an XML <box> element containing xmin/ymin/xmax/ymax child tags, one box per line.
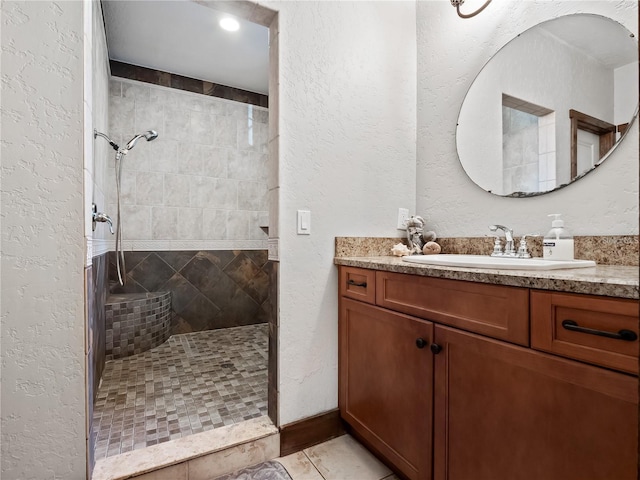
<box><xmin>397</xmin><ymin>208</ymin><xmax>410</xmax><ymax>230</ymax></box>
<box><xmin>297</xmin><ymin>210</ymin><xmax>311</xmax><ymax>235</ymax></box>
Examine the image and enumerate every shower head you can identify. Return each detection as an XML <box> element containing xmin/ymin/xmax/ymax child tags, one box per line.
<box><xmin>124</xmin><ymin>130</ymin><xmax>158</xmax><ymax>151</ymax></box>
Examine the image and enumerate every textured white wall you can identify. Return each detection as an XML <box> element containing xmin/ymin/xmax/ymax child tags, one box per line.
<box><xmin>614</xmin><ymin>62</ymin><xmax>638</xmax><ymax>126</ymax></box>
<box><xmin>1</xmin><ymin>1</ymin><xmax>87</xmax><ymax>477</ymax></box>
<box><xmin>106</xmin><ymin>78</ymin><xmax>269</xmax><ymax>251</ymax></box>
<box><xmin>262</xmin><ymin>0</ymin><xmax>417</xmax><ymax>425</ymax></box>
<box><xmin>417</xmin><ymin>0</ymin><xmax>638</xmax><ymax>237</ymax></box>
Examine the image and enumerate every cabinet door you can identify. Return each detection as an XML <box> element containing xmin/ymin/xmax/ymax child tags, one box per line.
<box><xmin>433</xmin><ymin>325</ymin><xmax>638</xmax><ymax>480</ymax></box>
<box><xmin>340</xmin><ymin>298</ymin><xmax>433</xmax><ymax>480</ymax></box>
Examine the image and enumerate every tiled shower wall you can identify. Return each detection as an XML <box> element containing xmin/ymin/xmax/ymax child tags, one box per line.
<box><xmin>107</xmin><ymin>77</ymin><xmax>269</xmax><ymax>249</ymax></box>
<box><xmin>88</xmin><ymin>253</ymin><xmax>109</xmax><ymax>399</ymax></box>
<box><xmin>105</xmin><ymin>73</ymin><xmax>273</xmax><ymax>334</ymax></box>
<box><xmin>110</xmin><ymin>250</ymin><xmax>272</xmax><ymax>336</ymax></box>
<box><xmin>502</xmin><ymin>107</ymin><xmax>539</xmax><ymax>194</ymax></box>
<box><xmin>501</xmin><ymin>108</ymin><xmax>557</xmax><ymax>194</ymax></box>
<box><xmin>86</xmin><ymin>252</ymin><xmax>109</xmax><ymax>475</ymax></box>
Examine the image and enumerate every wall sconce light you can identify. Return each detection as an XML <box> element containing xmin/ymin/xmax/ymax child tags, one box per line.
<box><xmin>451</xmin><ymin>0</ymin><xmax>492</xmax><ymax>18</ymax></box>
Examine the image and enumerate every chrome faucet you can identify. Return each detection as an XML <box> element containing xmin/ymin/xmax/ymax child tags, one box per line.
<box><xmin>94</xmin><ymin>212</ymin><xmax>114</xmax><ymax>234</ymax></box>
<box><xmin>92</xmin><ymin>203</ymin><xmax>114</xmax><ymax>235</ymax></box>
<box><xmin>489</xmin><ymin>225</ymin><xmax>516</xmax><ymax>256</ymax></box>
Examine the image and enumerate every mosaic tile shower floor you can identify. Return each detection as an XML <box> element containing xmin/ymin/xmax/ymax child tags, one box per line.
<box><xmin>93</xmin><ymin>324</ymin><xmax>268</xmax><ymax>460</ymax></box>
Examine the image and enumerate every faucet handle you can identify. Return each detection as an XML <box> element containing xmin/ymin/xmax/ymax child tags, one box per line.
<box><xmin>93</xmin><ymin>212</ymin><xmax>114</xmax><ymax>234</ymax></box>
<box><xmin>486</xmin><ymin>234</ymin><xmax>503</xmax><ymax>256</ymax></box>
<box><xmin>516</xmin><ymin>234</ymin><xmax>540</xmax><ymax>258</ymax></box>
<box><xmin>92</xmin><ymin>203</ymin><xmax>114</xmax><ymax>235</ymax></box>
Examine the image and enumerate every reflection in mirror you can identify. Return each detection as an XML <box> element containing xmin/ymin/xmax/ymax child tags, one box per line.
<box><xmin>456</xmin><ymin>14</ymin><xmax>638</xmax><ymax>197</ymax></box>
<box><xmin>569</xmin><ymin>109</ymin><xmax>616</xmax><ymax>179</ymax></box>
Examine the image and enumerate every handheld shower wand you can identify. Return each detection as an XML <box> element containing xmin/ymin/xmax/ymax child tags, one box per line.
<box><xmin>94</xmin><ymin>128</ymin><xmax>159</xmax><ymax>286</ymax></box>
<box><xmin>94</xmin><ymin>129</ymin><xmax>158</xmax><ymax>154</ymax></box>
<box><xmin>124</xmin><ymin>130</ymin><xmax>158</xmax><ymax>151</ymax></box>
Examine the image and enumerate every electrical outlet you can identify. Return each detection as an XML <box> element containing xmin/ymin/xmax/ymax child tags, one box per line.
<box><xmin>397</xmin><ymin>208</ymin><xmax>410</xmax><ymax>230</ymax></box>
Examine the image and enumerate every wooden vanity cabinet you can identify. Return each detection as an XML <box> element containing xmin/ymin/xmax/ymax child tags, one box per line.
<box><xmin>338</xmin><ymin>266</ymin><xmax>638</xmax><ymax>480</ymax></box>
<box><xmin>434</xmin><ymin>325</ymin><xmax>638</xmax><ymax>480</ymax></box>
<box><xmin>339</xmin><ymin>298</ymin><xmax>433</xmax><ymax>480</ymax></box>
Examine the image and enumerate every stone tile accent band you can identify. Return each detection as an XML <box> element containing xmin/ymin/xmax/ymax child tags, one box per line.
<box><xmin>110</xmin><ymin>60</ymin><xmax>269</xmax><ymax>108</ymax></box>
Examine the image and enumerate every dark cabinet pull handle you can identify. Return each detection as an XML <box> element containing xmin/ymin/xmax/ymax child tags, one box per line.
<box><xmin>561</xmin><ymin>320</ymin><xmax>638</xmax><ymax>342</ymax></box>
<box><xmin>416</xmin><ymin>338</ymin><xmax>427</xmax><ymax>349</ymax></box>
<box><xmin>347</xmin><ymin>279</ymin><xmax>367</xmax><ymax>288</ymax></box>
<box><xmin>430</xmin><ymin>343</ymin><xmax>442</xmax><ymax>354</ymax></box>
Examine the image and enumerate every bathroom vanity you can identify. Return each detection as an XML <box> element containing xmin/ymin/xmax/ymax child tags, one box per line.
<box><xmin>335</xmin><ymin>256</ymin><xmax>638</xmax><ymax>480</ymax></box>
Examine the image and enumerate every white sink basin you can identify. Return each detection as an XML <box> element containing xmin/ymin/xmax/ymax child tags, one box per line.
<box><xmin>402</xmin><ymin>254</ymin><xmax>596</xmax><ymax>270</ymax></box>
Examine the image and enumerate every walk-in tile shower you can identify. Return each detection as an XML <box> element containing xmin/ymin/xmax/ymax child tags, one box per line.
<box><xmin>87</xmin><ymin>74</ymin><xmax>271</xmax><ymax>462</ymax></box>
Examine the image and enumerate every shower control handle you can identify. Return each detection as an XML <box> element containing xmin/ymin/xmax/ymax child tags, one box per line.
<box><xmin>92</xmin><ymin>203</ymin><xmax>114</xmax><ymax>234</ymax></box>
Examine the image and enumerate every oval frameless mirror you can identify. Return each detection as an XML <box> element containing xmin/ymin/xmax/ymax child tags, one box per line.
<box><xmin>456</xmin><ymin>14</ymin><xmax>638</xmax><ymax>197</ymax></box>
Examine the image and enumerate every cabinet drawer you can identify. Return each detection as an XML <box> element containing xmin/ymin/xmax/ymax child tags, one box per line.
<box><xmin>531</xmin><ymin>290</ymin><xmax>639</xmax><ymax>374</ymax></box>
<box><xmin>339</xmin><ymin>267</ymin><xmax>376</xmax><ymax>304</ymax></box>
<box><xmin>376</xmin><ymin>271</ymin><xmax>529</xmax><ymax>346</ymax></box>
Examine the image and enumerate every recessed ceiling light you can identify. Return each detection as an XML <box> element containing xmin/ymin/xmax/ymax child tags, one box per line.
<box><xmin>220</xmin><ymin>17</ymin><xmax>240</xmax><ymax>32</ymax></box>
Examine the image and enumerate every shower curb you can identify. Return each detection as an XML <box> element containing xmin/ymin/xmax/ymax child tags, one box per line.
<box><xmin>92</xmin><ymin>416</ymin><xmax>279</xmax><ymax>480</ymax></box>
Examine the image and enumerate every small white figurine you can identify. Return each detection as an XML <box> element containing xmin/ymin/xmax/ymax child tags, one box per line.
<box><xmin>406</xmin><ymin>216</ymin><xmax>427</xmax><ymax>254</ymax></box>
<box><xmin>406</xmin><ymin>216</ymin><xmax>438</xmax><ymax>255</ymax></box>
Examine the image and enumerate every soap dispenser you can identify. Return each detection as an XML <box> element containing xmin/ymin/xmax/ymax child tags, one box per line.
<box><xmin>543</xmin><ymin>214</ymin><xmax>574</xmax><ymax>261</ymax></box>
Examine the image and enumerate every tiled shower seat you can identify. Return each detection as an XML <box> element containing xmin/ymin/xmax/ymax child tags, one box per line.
<box><xmin>105</xmin><ymin>292</ymin><xmax>172</xmax><ymax>360</ymax></box>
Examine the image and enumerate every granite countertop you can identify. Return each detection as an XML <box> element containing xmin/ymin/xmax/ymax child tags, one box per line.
<box><xmin>334</xmin><ymin>256</ymin><xmax>639</xmax><ymax>299</ymax></box>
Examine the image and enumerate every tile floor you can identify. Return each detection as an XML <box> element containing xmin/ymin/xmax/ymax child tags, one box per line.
<box><xmin>93</xmin><ymin>324</ymin><xmax>268</xmax><ymax>460</ymax></box>
<box><xmin>244</xmin><ymin>435</ymin><xmax>399</xmax><ymax>480</ymax></box>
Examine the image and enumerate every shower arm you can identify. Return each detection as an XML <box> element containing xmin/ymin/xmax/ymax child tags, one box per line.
<box><xmin>94</xmin><ymin>129</ymin><xmax>121</xmax><ymax>152</ymax></box>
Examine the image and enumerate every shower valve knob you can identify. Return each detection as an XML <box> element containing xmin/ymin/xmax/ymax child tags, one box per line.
<box><xmin>92</xmin><ymin>204</ymin><xmax>114</xmax><ymax>234</ymax></box>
